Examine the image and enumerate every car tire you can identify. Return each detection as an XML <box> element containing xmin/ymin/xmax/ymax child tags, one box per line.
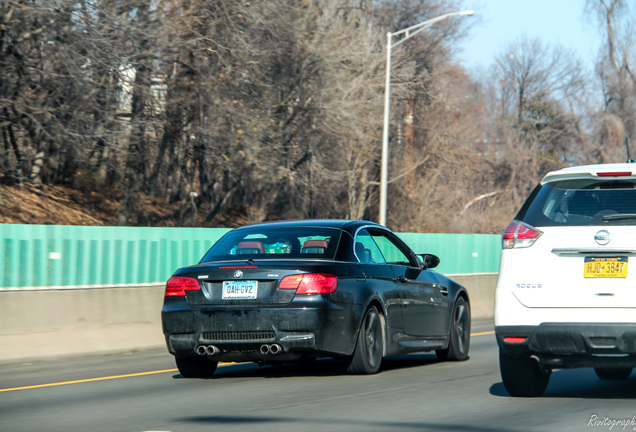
<box><xmin>594</xmin><ymin>367</ymin><xmax>632</xmax><ymax>380</ymax></box>
<box><xmin>436</xmin><ymin>296</ymin><xmax>471</xmax><ymax>361</ymax></box>
<box><xmin>175</xmin><ymin>356</ymin><xmax>218</xmax><ymax>378</ymax></box>
<box><xmin>499</xmin><ymin>351</ymin><xmax>550</xmax><ymax>397</ymax></box>
<box><xmin>346</xmin><ymin>306</ymin><xmax>384</xmax><ymax>374</ymax></box>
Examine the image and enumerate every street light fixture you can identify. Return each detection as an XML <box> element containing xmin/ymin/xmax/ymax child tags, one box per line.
<box><xmin>378</xmin><ymin>10</ymin><xmax>475</xmax><ymax>226</ymax></box>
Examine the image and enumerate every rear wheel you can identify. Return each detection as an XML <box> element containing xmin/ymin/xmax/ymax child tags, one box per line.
<box><xmin>346</xmin><ymin>306</ymin><xmax>384</xmax><ymax>374</ymax></box>
<box><xmin>436</xmin><ymin>296</ymin><xmax>471</xmax><ymax>361</ymax></box>
<box><xmin>499</xmin><ymin>351</ymin><xmax>550</xmax><ymax>397</ymax></box>
<box><xmin>594</xmin><ymin>367</ymin><xmax>632</xmax><ymax>380</ymax></box>
<box><xmin>175</xmin><ymin>356</ymin><xmax>218</xmax><ymax>378</ymax></box>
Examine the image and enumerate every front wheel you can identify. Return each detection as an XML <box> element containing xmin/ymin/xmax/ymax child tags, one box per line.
<box><xmin>175</xmin><ymin>356</ymin><xmax>218</xmax><ymax>378</ymax></box>
<box><xmin>595</xmin><ymin>367</ymin><xmax>632</xmax><ymax>380</ymax></box>
<box><xmin>499</xmin><ymin>351</ymin><xmax>550</xmax><ymax>397</ymax></box>
<box><xmin>436</xmin><ymin>296</ymin><xmax>471</xmax><ymax>361</ymax></box>
<box><xmin>346</xmin><ymin>306</ymin><xmax>384</xmax><ymax>374</ymax></box>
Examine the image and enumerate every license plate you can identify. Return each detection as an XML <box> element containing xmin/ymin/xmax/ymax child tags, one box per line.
<box><xmin>584</xmin><ymin>257</ymin><xmax>628</xmax><ymax>278</ymax></box>
<box><xmin>222</xmin><ymin>280</ymin><xmax>258</xmax><ymax>299</ymax></box>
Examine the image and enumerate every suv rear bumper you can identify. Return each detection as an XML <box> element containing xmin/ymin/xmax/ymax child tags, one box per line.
<box><xmin>496</xmin><ymin>323</ymin><xmax>636</xmax><ymax>369</ymax></box>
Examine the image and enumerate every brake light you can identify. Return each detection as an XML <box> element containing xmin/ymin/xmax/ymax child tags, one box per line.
<box><xmin>502</xmin><ymin>221</ymin><xmax>543</xmax><ymax>249</ymax></box>
<box><xmin>220</xmin><ymin>266</ymin><xmax>258</xmax><ymax>269</ymax></box>
<box><xmin>279</xmin><ymin>273</ymin><xmax>338</xmax><ymax>294</ymax></box>
<box><xmin>597</xmin><ymin>171</ymin><xmax>632</xmax><ymax>177</ymax></box>
<box><xmin>165</xmin><ymin>276</ymin><xmax>201</xmax><ymax>297</ymax></box>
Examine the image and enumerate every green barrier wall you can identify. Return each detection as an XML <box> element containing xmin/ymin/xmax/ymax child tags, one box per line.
<box><xmin>398</xmin><ymin>232</ymin><xmax>502</xmax><ymax>275</ymax></box>
<box><xmin>0</xmin><ymin>224</ymin><xmax>501</xmax><ymax>289</ymax></box>
<box><xmin>0</xmin><ymin>224</ymin><xmax>231</xmax><ymax>288</ymax></box>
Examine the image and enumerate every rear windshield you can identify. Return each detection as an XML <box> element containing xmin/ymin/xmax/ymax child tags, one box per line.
<box><xmin>200</xmin><ymin>227</ymin><xmax>342</xmax><ymax>262</ymax></box>
<box><xmin>517</xmin><ymin>179</ymin><xmax>636</xmax><ymax>227</ymax></box>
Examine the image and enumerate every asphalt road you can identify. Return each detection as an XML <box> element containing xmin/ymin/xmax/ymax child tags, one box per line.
<box><xmin>2</xmin><ymin>321</ymin><xmax>636</xmax><ymax>432</ymax></box>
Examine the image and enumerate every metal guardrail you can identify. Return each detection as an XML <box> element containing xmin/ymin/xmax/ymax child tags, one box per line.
<box><xmin>0</xmin><ymin>224</ymin><xmax>501</xmax><ymax>290</ymax></box>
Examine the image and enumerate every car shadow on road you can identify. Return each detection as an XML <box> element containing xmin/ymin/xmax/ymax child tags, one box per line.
<box><xmin>172</xmin><ymin>353</ymin><xmax>446</xmax><ymax>380</ymax></box>
<box><xmin>490</xmin><ymin>368</ymin><xmax>636</xmax><ymax>399</ymax></box>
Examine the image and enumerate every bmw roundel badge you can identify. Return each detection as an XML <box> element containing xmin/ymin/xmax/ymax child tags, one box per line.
<box><xmin>234</xmin><ymin>270</ymin><xmax>243</xmax><ymax>279</ymax></box>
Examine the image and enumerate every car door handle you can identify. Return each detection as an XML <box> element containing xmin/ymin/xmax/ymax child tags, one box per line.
<box><xmin>440</xmin><ymin>287</ymin><xmax>448</xmax><ymax>296</ymax></box>
<box><xmin>397</xmin><ymin>275</ymin><xmax>407</xmax><ymax>283</ymax></box>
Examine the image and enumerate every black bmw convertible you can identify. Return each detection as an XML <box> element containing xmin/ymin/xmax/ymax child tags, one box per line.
<box><xmin>161</xmin><ymin>220</ymin><xmax>470</xmax><ymax>377</ymax></box>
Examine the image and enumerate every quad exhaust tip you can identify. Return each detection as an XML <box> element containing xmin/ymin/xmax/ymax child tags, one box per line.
<box><xmin>196</xmin><ymin>343</ymin><xmax>282</xmax><ymax>356</ymax></box>
<box><xmin>260</xmin><ymin>344</ymin><xmax>282</xmax><ymax>355</ymax></box>
<box><xmin>196</xmin><ymin>345</ymin><xmax>219</xmax><ymax>356</ymax></box>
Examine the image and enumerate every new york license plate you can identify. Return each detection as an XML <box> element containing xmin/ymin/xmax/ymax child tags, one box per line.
<box><xmin>222</xmin><ymin>280</ymin><xmax>258</xmax><ymax>299</ymax></box>
<box><xmin>584</xmin><ymin>257</ymin><xmax>628</xmax><ymax>278</ymax></box>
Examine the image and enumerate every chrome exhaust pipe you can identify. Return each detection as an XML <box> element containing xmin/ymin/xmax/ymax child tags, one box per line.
<box><xmin>269</xmin><ymin>344</ymin><xmax>282</xmax><ymax>355</ymax></box>
<box><xmin>260</xmin><ymin>344</ymin><xmax>270</xmax><ymax>355</ymax></box>
<box><xmin>196</xmin><ymin>345</ymin><xmax>207</xmax><ymax>355</ymax></box>
<box><xmin>205</xmin><ymin>345</ymin><xmax>218</xmax><ymax>356</ymax></box>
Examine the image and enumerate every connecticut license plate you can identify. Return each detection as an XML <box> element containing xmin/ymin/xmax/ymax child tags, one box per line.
<box><xmin>584</xmin><ymin>257</ymin><xmax>628</xmax><ymax>278</ymax></box>
<box><xmin>222</xmin><ymin>280</ymin><xmax>258</xmax><ymax>299</ymax></box>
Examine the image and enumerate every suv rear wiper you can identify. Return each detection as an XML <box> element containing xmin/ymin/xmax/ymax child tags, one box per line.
<box><xmin>602</xmin><ymin>213</ymin><xmax>636</xmax><ymax>221</ymax></box>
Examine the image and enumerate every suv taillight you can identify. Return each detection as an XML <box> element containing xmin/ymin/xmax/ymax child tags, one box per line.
<box><xmin>502</xmin><ymin>221</ymin><xmax>543</xmax><ymax>249</ymax></box>
<box><xmin>597</xmin><ymin>171</ymin><xmax>632</xmax><ymax>177</ymax></box>
<box><xmin>165</xmin><ymin>276</ymin><xmax>201</xmax><ymax>297</ymax></box>
<box><xmin>279</xmin><ymin>273</ymin><xmax>338</xmax><ymax>294</ymax></box>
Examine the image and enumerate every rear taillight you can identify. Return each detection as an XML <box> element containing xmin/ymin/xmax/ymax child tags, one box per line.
<box><xmin>504</xmin><ymin>336</ymin><xmax>527</xmax><ymax>343</ymax></box>
<box><xmin>502</xmin><ymin>221</ymin><xmax>542</xmax><ymax>249</ymax></box>
<box><xmin>597</xmin><ymin>171</ymin><xmax>632</xmax><ymax>177</ymax></box>
<box><xmin>165</xmin><ymin>276</ymin><xmax>201</xmax><ymax>297</ymax></box>
<box><xmin>279</xmin><ymin>273</ymin><xmax>338</xmax><ymax>294</ymax></box>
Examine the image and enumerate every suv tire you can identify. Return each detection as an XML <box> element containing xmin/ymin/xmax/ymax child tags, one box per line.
<box><xmin>594</xmin><ymin>367</ymin><xmax>632</xmax><ymax>380</ymax></box>
<box><xmin>499</xmin><ymin>351</ymin><xmax>550</xmax><ymax>397</ymax></box>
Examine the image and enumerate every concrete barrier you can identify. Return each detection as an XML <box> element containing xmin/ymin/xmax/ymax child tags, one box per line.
<box><xmin>450</xmin><ymin>273</ymin><xmax>497</xmax><ymax>322</ymax></box>
<box><xmin>0</xmin><ymin>284</ymin><xmax>166</xmax><ymax>364</ymax></box>
<box><xmin>0</xmin><ymin>274</ymin><xmax>496</xmax><ymax>364</ymax></box>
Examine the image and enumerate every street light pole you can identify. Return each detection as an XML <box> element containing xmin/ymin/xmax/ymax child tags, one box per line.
<box><xmin>378</xmin><ymin>10</ymin><xmax>474</xmax><ymax>226</ymax></box>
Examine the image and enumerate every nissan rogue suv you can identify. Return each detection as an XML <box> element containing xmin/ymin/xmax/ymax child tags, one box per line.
<box><xmin>494</xmin><ymin>163</ymin><xmax>636</xmax><ymax>397</ymax></box>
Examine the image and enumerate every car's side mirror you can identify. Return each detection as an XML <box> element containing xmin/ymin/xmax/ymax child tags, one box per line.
<box><xmin>418</xmin><ymin>254</ymin><xmax>440</xmax><ymax>269</ymax></box>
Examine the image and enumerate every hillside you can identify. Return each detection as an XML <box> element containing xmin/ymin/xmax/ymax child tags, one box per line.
<box><xmin>0</xmin><ymin>183</ymin><xmax>246</xmax><ymax>227</ymax></box>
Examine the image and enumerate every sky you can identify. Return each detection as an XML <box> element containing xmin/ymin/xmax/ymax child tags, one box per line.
<box><xmin>456</xmin><ymin>0</ymin><xmax>602</xmax><ymax>73</ymax></box>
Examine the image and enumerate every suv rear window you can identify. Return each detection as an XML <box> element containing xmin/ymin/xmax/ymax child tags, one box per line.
<box><xmin>516</xmin><ymin>179</ymin><xmax>636</xmax><ymax>227</ymax></box>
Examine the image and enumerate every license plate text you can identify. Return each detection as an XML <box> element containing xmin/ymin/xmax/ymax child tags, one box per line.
<box><xmin>222</xmin><ymin>280</ymin><xmax>258</xmax><ymax>299</ymax></box>
<box><xmin>584</xmin><ymin>257</ymin><xmax>628</xmax><ymax>278</ymax></box>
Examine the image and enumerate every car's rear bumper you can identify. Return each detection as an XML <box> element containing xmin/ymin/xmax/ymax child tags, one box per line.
<box><xmin>496</xmin><ymin>323</ymin><xmax>636</xmax><ymax>368</ymax></box>
<box><xmin>162</xmin><ymin>300</ymin><xmax>362</xmax><ymax>361</ymax></box>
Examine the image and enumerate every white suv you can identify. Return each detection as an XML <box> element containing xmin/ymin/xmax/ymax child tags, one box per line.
<box><xmin>495</xmin><ymin>163</ymin><xmax>636</xmax><ymax>397</ymax></box>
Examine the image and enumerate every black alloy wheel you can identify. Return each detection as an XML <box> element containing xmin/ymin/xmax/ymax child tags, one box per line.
<box><xmin>436</xmin><ymin>296</ymin><xmax>471</xmax><ymax>361</ymax></box>
<box><xmin>175</xmin><ymin>356</ymin><xmax>218</xmax><ymax>378</ymax></box>
<box><xmin>346</xmin><ymin>306</ymin><xmax>384</xmax><ymax>374</ymax></box>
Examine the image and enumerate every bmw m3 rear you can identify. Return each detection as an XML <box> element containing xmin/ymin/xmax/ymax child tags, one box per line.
<box><xmin>162</xmin><ymin>220</ymin><xmax>470</xmax><ymax>377</ymax></box>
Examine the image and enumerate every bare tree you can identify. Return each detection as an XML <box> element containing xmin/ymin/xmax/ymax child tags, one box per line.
<box><xmin>480</xmin><ymin>37</ymin><xmax>590</xmax><ymax>212</ymax></box>
<box><xmin>586</xmin><ymin>0</ymin><xmax>636</xmax><ymax>162</ymax></box>
<box><xmin>0</xmin><ymin>0</ymin><xmax>512</xmax><ymax>233</ymax></box>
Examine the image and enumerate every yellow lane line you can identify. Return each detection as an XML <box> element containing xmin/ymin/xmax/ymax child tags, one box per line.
<box><xmin>0</xmin><ymin>368</ymin><xmax>179</xmax><ymax>393</ymax></box>
<box><xmin>471</xmin><ymin>330</ymin><xmax>495</xmax><ymax>336</ymax></box>
<box><xmin>1</xmin><ymin>330</ymin><xmax>495</xmax><ymax>393</ymax></box>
